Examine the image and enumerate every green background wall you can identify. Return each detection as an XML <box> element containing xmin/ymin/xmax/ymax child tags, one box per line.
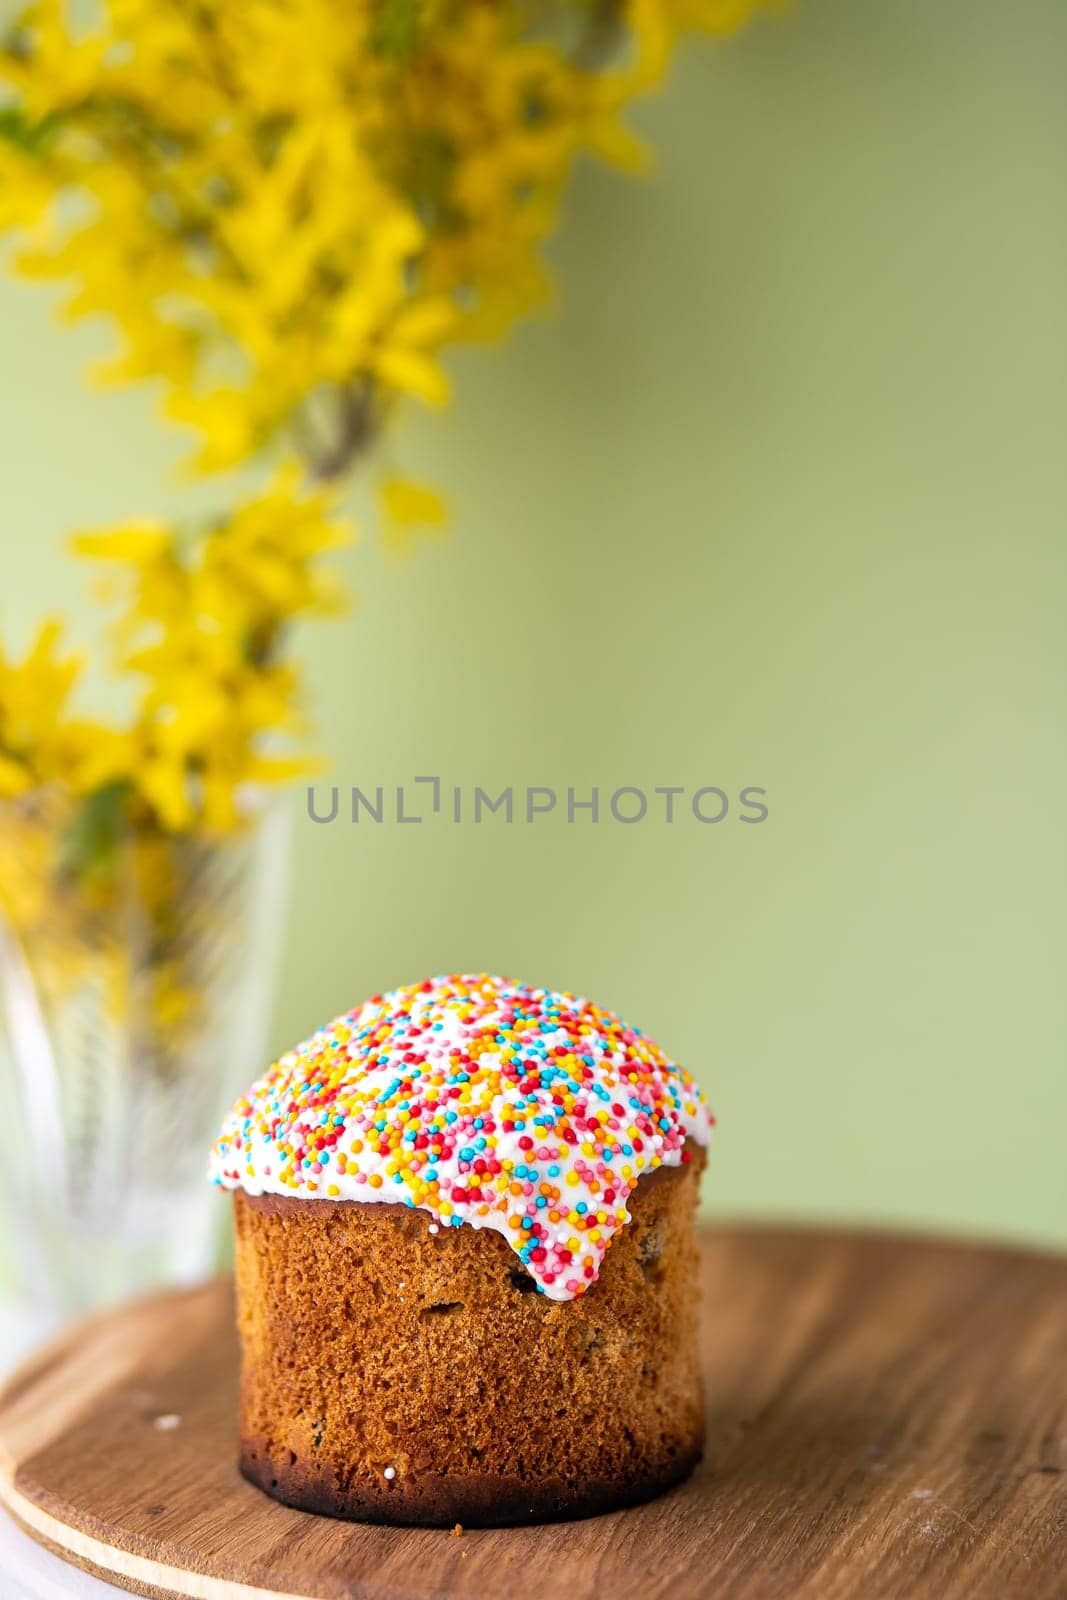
<box><xmin>3</xmin><ymin>0</ymin><xmax>1064</xmax><ymax>1245</ymax></box>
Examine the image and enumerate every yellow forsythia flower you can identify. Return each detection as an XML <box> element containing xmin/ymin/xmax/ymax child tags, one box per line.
<box><xmin>380</xmin><ymin>475</ymin><xmax>449</xmax><ymax>556</ymax></box>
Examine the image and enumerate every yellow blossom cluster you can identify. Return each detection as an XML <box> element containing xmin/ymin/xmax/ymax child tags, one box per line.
<box><xmin>0</xmin><ymin>471</ymin><xmax>347</xmax><ymax>833</ymax></box>
<box><xmin>0</xmin><ymin>0</ymin><xmax>760</xmax><ymax>484</ymax></box>
<box><xmin>0</xmin><ymin>619</ymin><xmax>117</xmax><ymax>799</ymax></box>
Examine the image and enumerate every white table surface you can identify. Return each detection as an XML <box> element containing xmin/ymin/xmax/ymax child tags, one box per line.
<box><xmin>0</xmin><ymin>1306</ymin><xmax>125</xmax><ymax>1600</ymax></box>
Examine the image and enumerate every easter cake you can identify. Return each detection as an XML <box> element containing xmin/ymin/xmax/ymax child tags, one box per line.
<box><xmin>209</xmin><ymin>973</ymin><xmax>713</xmax><ymax>1526</ymax></box>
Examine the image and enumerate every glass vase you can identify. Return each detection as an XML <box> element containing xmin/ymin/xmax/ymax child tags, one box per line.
<box><xmin>0</xmin><ymin>787</ymin><xmax>289</xmax><ymax>1329</ymax></box>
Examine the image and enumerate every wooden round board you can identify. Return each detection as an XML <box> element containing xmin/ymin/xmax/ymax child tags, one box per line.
<box><xmin>0</xmin><ymin>1226</ymin><xmax>1065</xmax><ymax>1600</ymax></box>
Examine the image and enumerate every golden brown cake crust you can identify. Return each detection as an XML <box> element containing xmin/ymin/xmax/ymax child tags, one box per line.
<box><xmin>233</xmin><ymin>1148</ymin><xmax>705</xmax><ymax>1526</ymax></box>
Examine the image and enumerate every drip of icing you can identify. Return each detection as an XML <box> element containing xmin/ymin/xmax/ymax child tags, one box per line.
<box><xmin>209</xmin><ymin>973</ymin><xmax>713</xmax><ymax>1301</ymax></box>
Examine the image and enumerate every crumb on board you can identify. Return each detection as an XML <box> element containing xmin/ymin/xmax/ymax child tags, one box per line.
<box><xmin>451</xmin><ymin>1523</ymin><xmax>464</xmax><ymax>1537</ymax></box>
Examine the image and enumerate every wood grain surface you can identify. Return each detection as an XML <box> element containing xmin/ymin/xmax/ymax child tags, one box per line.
<box><xmin>0</xmin><ymin>1226</ymin><xmax>1064</xmax><ymax>1600</ymax></box>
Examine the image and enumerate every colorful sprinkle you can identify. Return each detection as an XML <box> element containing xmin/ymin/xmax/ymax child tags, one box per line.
<box><xmin>209</xmin><ymin>974</ymin><xmax>713</xmax><ymax>1302</ymax></box>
